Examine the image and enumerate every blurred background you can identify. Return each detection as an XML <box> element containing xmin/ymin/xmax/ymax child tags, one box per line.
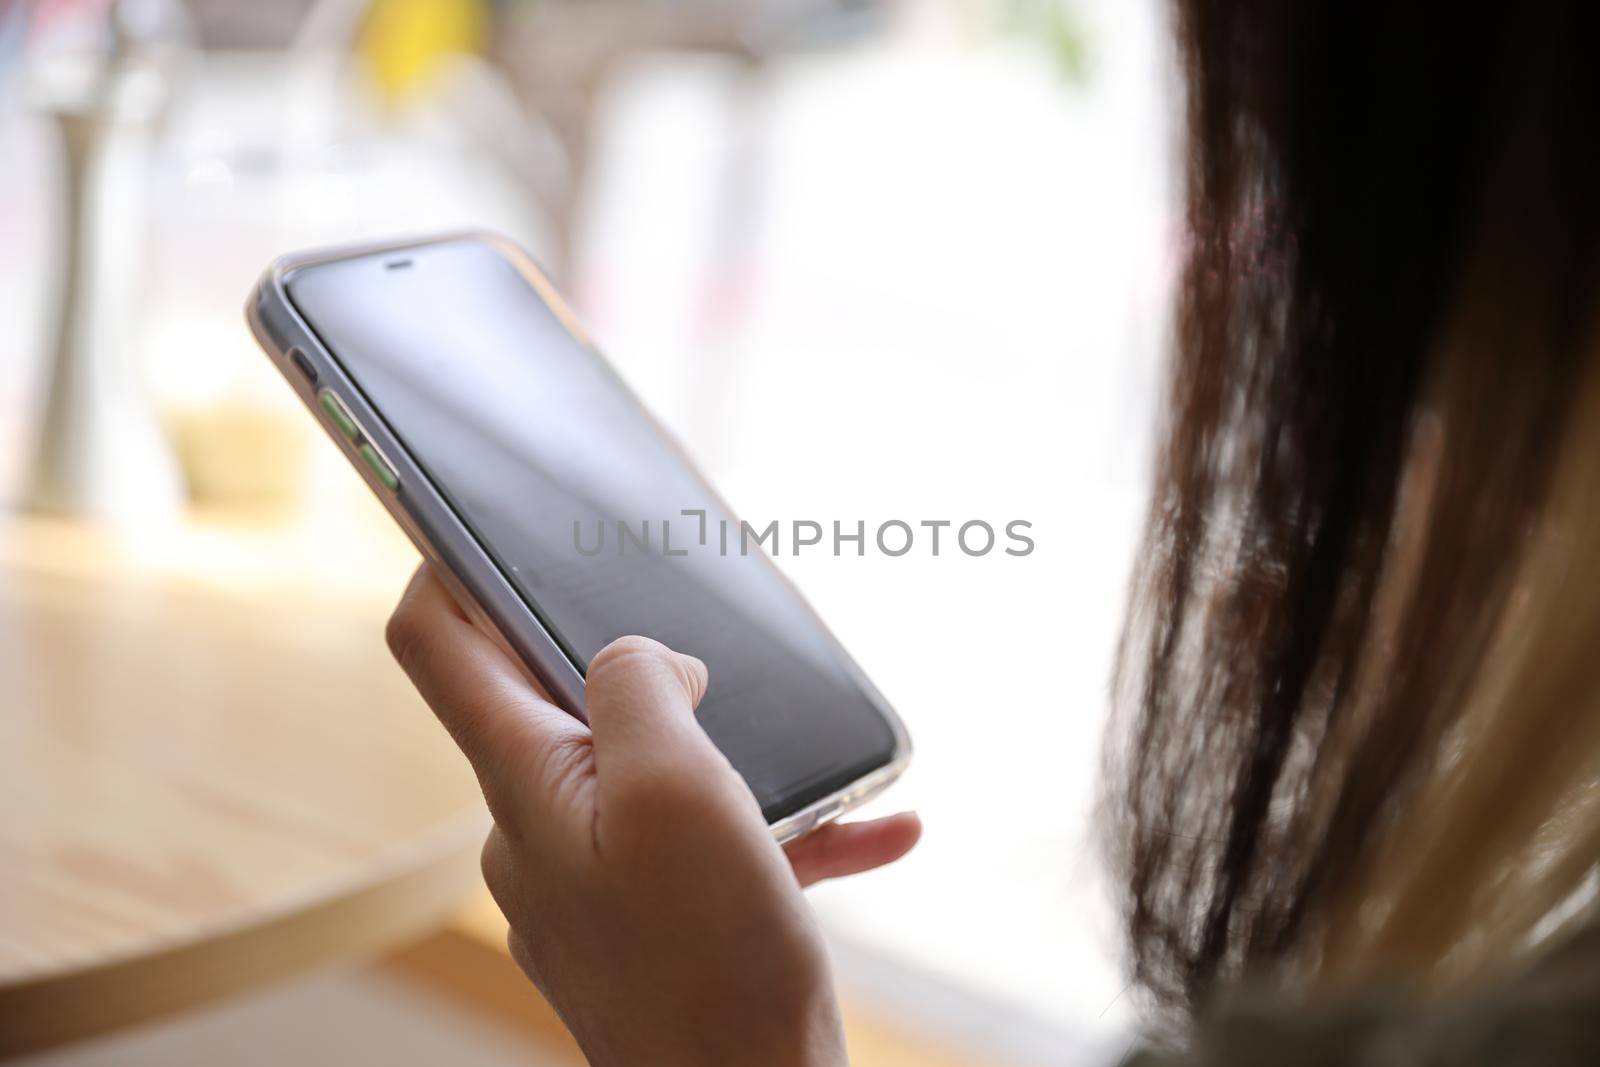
<box><xmin>0</xmin><ymin>0</ymin><xmax>1176</xmax><ymax>1063</ymax></box>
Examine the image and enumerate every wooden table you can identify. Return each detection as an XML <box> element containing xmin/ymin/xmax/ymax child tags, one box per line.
<box><xmin>0</xmin><ymin>515</ymin><xmax>487</xmax><ymax>1056</ymax></box>
<box><xmin>0</xmin><ymin>514</ymin><xmax>994</xmax><ymax>1066</ymax></box>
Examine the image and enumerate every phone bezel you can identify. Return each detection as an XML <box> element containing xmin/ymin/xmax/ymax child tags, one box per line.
<box><xmin>245</xmin><ymin>231</ymin><xmax>912</xmax><ymax>842</ymax></box>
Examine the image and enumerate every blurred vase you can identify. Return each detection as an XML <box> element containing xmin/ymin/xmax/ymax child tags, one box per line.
<box><xmin>25</xmin><ymin>100</ymin><xmax>185</xmax><ymax>526</ymax></box>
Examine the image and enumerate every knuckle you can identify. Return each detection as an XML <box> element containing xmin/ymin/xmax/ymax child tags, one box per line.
<box><xmin>506</xmin><ymin>930</ymin><xmax>543</xmax><ymax>988</ymax></box>
<box><xmin>479</xmin><ymin>832</ymin><xmax>503</xmax><ymax>887</ymax></box>
<box><xmin>384</xmin><ymin>605</ymin><xmax>426</xmax><ymax>673</ymax></box>
<box><xmin>479</xmin><ymin>827</ymin><xmax>528</xmax><ymax>922</ymax></box>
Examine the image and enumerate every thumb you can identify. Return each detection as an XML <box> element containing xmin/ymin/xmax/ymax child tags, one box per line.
<box><xmin>583</xmin><ymin>635</ymin><xmax>715</xmax><ymax>781</ymax></box>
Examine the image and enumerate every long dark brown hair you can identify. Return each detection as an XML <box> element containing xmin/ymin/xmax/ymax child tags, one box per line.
<box><xmin>1106</xmin><ymin>0</ymin><xmax>1600</xmax><ymax>1018</ymax></box>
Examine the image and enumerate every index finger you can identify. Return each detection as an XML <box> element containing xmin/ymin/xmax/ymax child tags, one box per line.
<box><xmin>386</xmin><ymin>565</ymin><xmax>590</xmax><ymax>816</ymax></box>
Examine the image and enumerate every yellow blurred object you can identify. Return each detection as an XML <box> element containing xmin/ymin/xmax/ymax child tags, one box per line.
<box><xmin>361</xmin><ymin>0</ymin><xmax>488</xmax><ymax>101</ymax></box>
<box><xmin>167</xmin><ymin>405</ymin><xmax>313</xmax><ymax>510</ymax></box>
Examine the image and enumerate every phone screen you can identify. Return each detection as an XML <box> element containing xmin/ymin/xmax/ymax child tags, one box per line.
<box><xmin>286</xmin><ymin>237</ymin><xmax>898</xmax><ymax>819</ymax></box>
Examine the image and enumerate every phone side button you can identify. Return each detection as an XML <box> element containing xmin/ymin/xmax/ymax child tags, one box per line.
<box><xmin>288</xmin><ymin>346</ymin><xmax>318</xmax><ymax>385</ymax></box>
<box><xmin>358</xmin><ymin>444</ymin><xmax>400</xmax><ymax>491</ymax></box>
<box><xmin>318</xmin><ymin>388</ymin><xmax>360</xmax><ymax>440</ymax></box>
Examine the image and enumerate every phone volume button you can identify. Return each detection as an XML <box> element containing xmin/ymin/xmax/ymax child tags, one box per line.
<box><xmin>317</xmin><ymin>388</ymin><xmax>361</xmax><ymax>441</ymax></box>
<box><xmin>359</xmin><ymin>443</ymin><xmax>400</xmax><ymax>492</ymax></box>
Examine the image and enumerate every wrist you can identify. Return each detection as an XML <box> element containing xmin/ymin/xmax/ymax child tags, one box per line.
<box><xmin>582</xmin><ymin>975</ymin><xmax>847</xmax><ymax>1067</ymax></box>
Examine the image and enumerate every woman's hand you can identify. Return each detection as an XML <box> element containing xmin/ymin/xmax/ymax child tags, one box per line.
<box><xmin>386</xmin><ymin>565</ymin><xmax>921</xmax><ymax>1067</ymax></box>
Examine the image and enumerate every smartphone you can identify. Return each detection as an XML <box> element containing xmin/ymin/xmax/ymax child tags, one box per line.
<box><xmin>246</xmin><ymin>232</ymin><xmax>910</xmax><ymax>842</ymax></box>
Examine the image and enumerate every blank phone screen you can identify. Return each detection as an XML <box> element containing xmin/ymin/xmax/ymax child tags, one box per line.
<box><xmin>286</xmin><ymin>237</ymin><xmax>898</xmax><ymax>819</ymax></box>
